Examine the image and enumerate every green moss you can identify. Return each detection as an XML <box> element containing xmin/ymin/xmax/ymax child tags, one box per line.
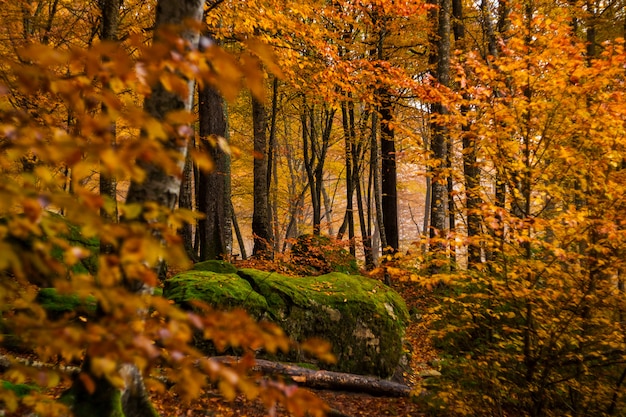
<box><xmin>164</xmin><ymin>271</ymin><xmax>268</xmax><ymax>317</ymax></box>
<box><xmin>36</xmin><ymin>288</ymin><xmax>97</xmax><ymax>319</ymax></box>
<box><xmin>239</xmin><ymin>269</ymin><xmax>408</xmax><ymax>323</ymax></box>
<box><xmin>165</xmin><ymin>266</ymin><xmax>410</xmax><ymax>378</ymax></box>
<box><xmin>192</xmin><ymin>260</ymin><xmax>238</xmax><ymax>274</ymax></box>
<box><xmin>238</xmin><ymin>269</ymin><xmax>409</xmax><ymax>377</ymax></box>
<box><xmin>45</xmin><ymin>212</ymin><xmax>99</xmax><ymax>275</ymax></box>
<box><xmin>1</xmin><ymin>380</ymin><xmax>40</xmax><ymax>397</ymax></box>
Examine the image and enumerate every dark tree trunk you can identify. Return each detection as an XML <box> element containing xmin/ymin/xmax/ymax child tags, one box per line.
<box><xmin>371</xmin><ymin>108</ymin><xmax>387</xmax><ymax>255</ymax></box>
<box><xmin>98</xmin><ymin>0</ymin><xmax>121</xmax><ymax>254</ymax></box>
<box><xmin>252</xmin><ymin>95</ymin><xmax>274</xmax><ymax>258</ymax></box>
<box><xmin>179</xmin><ymin>141</ymin><xmax>196</xmax><ymax>260</ymax></box>
<box><xmin>380</xmin><ymin>96</ymin><xmax>399</xmax><ymax>254</ymax></box>
<box><xmin>371</xmin><ymin>14</ymin><xmax>398</xmax><ymax>256</ymax></box>
<box><xmin>340</xmin><ymin>100</ymin><xmax>356</xmax><ymax>255</ymax></box>
<box><xmin>197</xmin><ymin>83</ymin><xmax>231</xmax><ymax>261</ymax></box>
<box><xmin>267</xmin><ymin>77</ymin><xmax>280</xmax><ymax>252</ymax></box>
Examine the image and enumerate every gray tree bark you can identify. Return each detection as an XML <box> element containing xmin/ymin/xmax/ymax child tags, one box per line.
<box><xmin>428</xmin><ymin>0</ymin><xmax>451</xmax><ymax>273</ymax></box>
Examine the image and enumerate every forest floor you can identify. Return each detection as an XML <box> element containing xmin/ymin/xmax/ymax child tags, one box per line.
<box><xmin>150</xmin><ymin>271</ymin><xmax>438</xmax><ymax>417</ymax></box>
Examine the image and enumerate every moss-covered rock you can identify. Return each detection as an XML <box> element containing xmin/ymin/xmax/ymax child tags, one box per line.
<box><xmin>192</xmin><ymin>260</ymin><xmax>238</xmax><ymax>274</ymax></box>
<box><xmin>163</xmin><ymin>270</ymin><xmax>268</xmax><ymax>318</ymax></box>
<box><xmin>239</xmin><ymin>269</ymin><xmax>409</xmax><ymax>378</ymax></box>
<box><xmin>165</xmin><ymin>267</ymin><xmax>409</xmax><ymax>378</ymax></box>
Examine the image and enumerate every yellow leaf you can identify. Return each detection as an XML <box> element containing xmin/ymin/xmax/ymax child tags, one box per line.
<box><xmin>121</xmin><ymin>203</ymin><xmax>143</xmax><ymax>220</ymax></box>
<box><xmin>91</xmin><ymin>357</ymin><xmax>117</xmax><ymax>377</ymax></box>
<box><xmin>144</xmin><ymin>118</ymin><xmax>167</xmax><ymax>141</ymax></box>
<box><xmin>190</xmin><ymin>148</ymin><xmax>214</xmax><ymax>172</ymax></box>
<box><xmin>244</xmin><ymin>39</ymin><xmax>285</xmax><ymax>79</ymax></box>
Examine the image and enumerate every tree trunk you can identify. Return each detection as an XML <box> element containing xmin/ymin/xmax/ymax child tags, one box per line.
<box><xmin>428</xmin><ymin>0</ymin><xmax>451</xmax><ymax>273</ymax></box>
<box><xmin>231</xmin><ymin>201</ymin><xmax>247</xmax><ymax>260</ymax></box>
<box><xmin>198</xmin><ymin>82</ymin><xmax>231</xmax><ymax>261</ymax></box>
<box><xmin>73</xmin><ymin>1</ymin><xmax>206</xmax><ymax>416</ymax></box>
<box><xmin>454</xmin><ymin>0</ymin><xmax>482</xmax><ymax>268</ymax></box>
<box><xmin>302</xmin><ymin>99</ymin><xmax>334</xmax><ymax>236</ymax></box>
<box><xmin>179</xmin><ymin>140</ymin><xmax>196</xmax><ymax>260</ymax></box>
<box><xmin>252</xmin><ymin>95</ymin><xmax>274</xmax><ymax>258</ymax></box>
<box><xmin>267</xmin><ymin>77</ymin><xmax>281</xmax><ymax>252</ymax></box>
<box><xmin>380</xmin><ymin>96</ymin><xmax>399</xmax><ymax>254</ymax></box>
<box><xmin>98</xmin><ymin>0</ymin><xmax>121</xmax><ymax>254</ymax></box>
<box><xmin>371</xmin><ymin>108</ymin><xmax>387</xmax><ymax>254</ymax></box>
<box><xmin>340</xmin><ymin>99</ymin><xmax>356</xmax><ymax>254</ymax></box>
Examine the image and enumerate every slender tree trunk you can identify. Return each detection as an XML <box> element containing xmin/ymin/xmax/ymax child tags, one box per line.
<box><xmin>267</xmin><ymin>77</ymin><xmax>280</xmax><ymax>252</ymax></box>
<box><xmin>371</xmin><ymin>108</ymin><xmax>387</xmax><ymax>253</ymax></box>
<box><xmin>380</xmin><ymin>98</ymin><xmax>398</xmax><ymax>254</ymax></box>
<box><xmin>252</xmin><ymin>95</ymin><xmax>274</xmax><ymax>258</ymax></box>
<box><xmin>179</xmin><ymin>140</ymin><xmax>196</xmax><ymax>260</ymax></box>
<box><xmin>302</xmin><ymin>100</ymin><xmax>334</xmax><ymax>236</ymax></box>
<box><xmin>98</xmin><ymin>0</ymin><xmax>121</xmax><ymax>255</ymax></box>
<box><xmin>454</xmin><ymin>0</ymin><xmax>482</xmax><ymax>268</ymax></box>
<box><xmin>231</xmin><ymin>201</ymin><xmax>247</xmax><ymax>260</ymax></box>
<box><xmin>321</xmin><ymin>184</ymin><xmax>335</xmax><ymax>236</ymax></box>
<box><xmin>429</xmin><ymin>0</ymin><xmax>452</xmax><ymax>272</ymax></box>
<box><xmin>340</xmin><ymin>99</ymin><xmax>356</xmax><ymax>254</ymax></box>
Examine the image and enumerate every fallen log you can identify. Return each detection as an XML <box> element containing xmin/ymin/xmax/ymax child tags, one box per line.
<box><xmin>211</xmin><ymin>356</ymin><xmax>412</xmax><ymax>397</ymax></box>
<box><xmin>1</xmin><ymin>352</ymin><xmax>412</xmax><ymax>398</ymax></box>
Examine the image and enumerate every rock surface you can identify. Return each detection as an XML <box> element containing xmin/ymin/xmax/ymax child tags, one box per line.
<box><xmin>164</xmin><ymin>262</ymin><xmax>409</xmax><ymax>378</ymax></box>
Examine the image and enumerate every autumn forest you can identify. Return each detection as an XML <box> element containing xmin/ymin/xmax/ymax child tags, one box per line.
<box><xmin>1</xmin><ymin>0</ymin><xmax>626</xmax><ymax>416</ymax></box>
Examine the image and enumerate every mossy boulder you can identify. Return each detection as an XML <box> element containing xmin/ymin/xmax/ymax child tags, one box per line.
<box><xmin>165</xmin><ymin>267</ymin><xmax>409</xmax><ymax>378</ymax></box>
<box><xmin>163</xmin><ymin>270</ymin><xmax>268</xmax><ymax>318</ymax></box>
<box><xmin>290</xmin><ymin>234</ymin><xmax>359</xmax><ymax>275</ymax></box>
<box><xmin>192</xmin><ymin>260</ymin><xmax>238</xmax><ymax>274</ymax></box>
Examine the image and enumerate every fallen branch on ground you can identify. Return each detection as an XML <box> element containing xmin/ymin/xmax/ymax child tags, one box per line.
<box><xmin>211</xmin><ymin>356</ymin><xmax>412</xmax><ymax>397</ymax></box>
<box><xmin>1</xmin><ymin>352</ymin><xmax>413</xmax><ymax>398</ymax></box>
